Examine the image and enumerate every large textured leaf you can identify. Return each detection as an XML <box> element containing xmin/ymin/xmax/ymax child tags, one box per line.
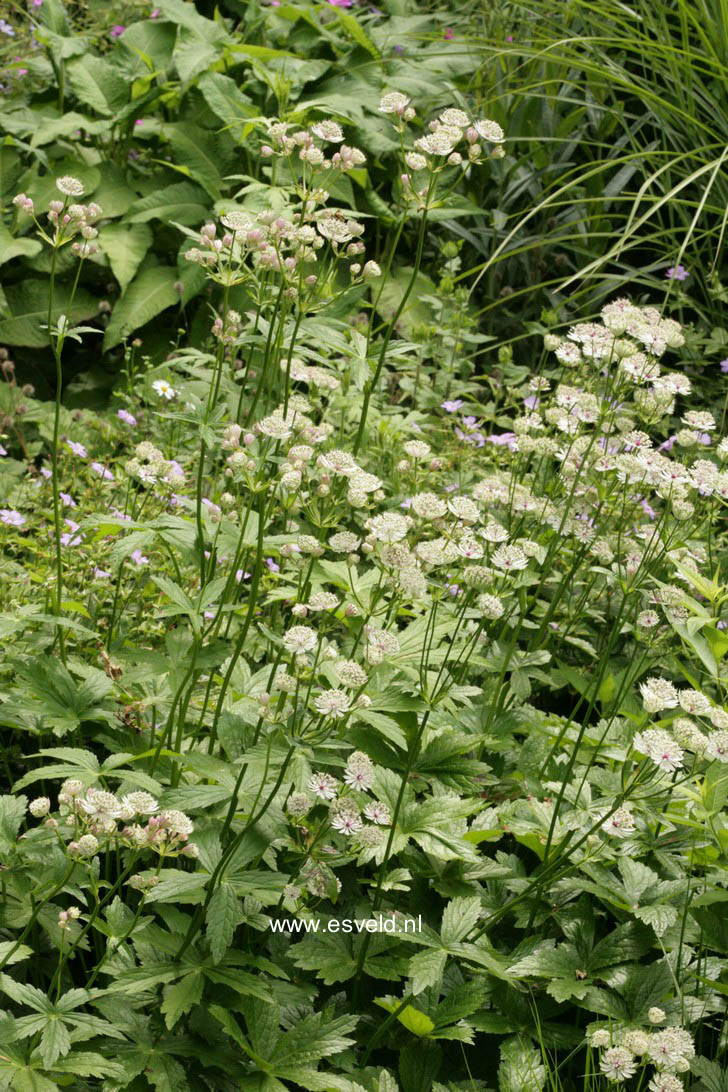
<box><xmin>66</xmin><ymin>55</ymin><xmax>129</xmax><ymax>116</ymax></box>
<box><xmin>0</xmin><ymin>280</ymin><xmax>98</xmax><ymax>347</ymax></box>
<box><xmin>125</xmin><ymin>181</ymin><xmax>209</xmax><ymax>225</ymax></box>
<box><xmin>198</xmin><ymin>71</ymin><xmax>256</xmax><ymax>127</ymax></box>
<box><xmin>99</xmin><ymin>222</ymin><xmax>153</xmax><ymax>292</ymax></box>
<box><xmin>160</xmin><ymin>123</ymin><xmax>231</xmax><ymax>198</ymax></box>
<box><xmin>0</xmin><ymin>225</ymin><xmax>42</xmax><ymax>267</ymax></box>
<box><xmin>103</xmin><ymin>266</ymin><xmax>180</xmax><ymax>349</ymax></box>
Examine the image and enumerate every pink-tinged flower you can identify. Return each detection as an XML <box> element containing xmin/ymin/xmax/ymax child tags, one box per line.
<box><xmin>91</xmin><ymin>462</ymin><xmax>115</xmax><ymax>481</ymax></box>
<box><xmin>720</xmin><ymin>359</ymin><xmax>728</xmax><ymax>373</ymax></box>
<box><xmin>60</xmin><ymin>518</ymin><xmax>82</xmax><ymax>546</ymax></box>
<box><xmin>235</xmin><ymin>569</ymin><xmax>251</xmax><ymax>582</ymax></box>
<box><xmin>658</xmin><ymin>435</ymin><xmax>677</xmax><ymax>451</ymax></box>
<box><xmin>65</xmin><ymin>440</ymin><xmax>87</xmax><ymax>458</ymax></box>
<box><xmin>665</xmin><ymin>264</ymin><xmax>688</xmax><ymax>281</ymax></box>
<box><xmin>1</xmin><ymin>509</ymin><xmax>26</xmax><ymax>527</ymax></box>
<box><xmin>59</xmin><ymin>492</ymin><xmax>76</xmax><ymax>507</ymax></box>
<box><xmin>326</xmin><ymin>0</ymin><xmax>353</xmax><ymax>5</ymax></box>
<box><xmin>505</xmin><ymin>34</ymin><xmax>514</xmax><ymax>41</ymax></box>
<box><xmin>118</xmin><ymin>408</ymin><xmax>137</xmax><ymax>426</ymax></box>
<box><xmin>444</xmin><ymin>27</ymin><xmax>454</xmax><ymax>39</ymax></box>
<box><xmin>523</xmin><ymin>394</ymin><xmax>540</xmax><ymax>410</ymax></box>
<box><xmin>308</xmin><ymin>772</ymin><xmax>338</xmax><ymax>800</ymax></box>
<box><xmin>331</xmin><ymin>812</ymin><xmax>362</xmax><ymax>835</ymax></box>
<box><xmin>130</xmin><ymin>549</ymin><xmax>149</xmax><ymax>566</ymax></box>
<box><xmin>39</xmin><ymin>466</ymin><xmax>52</xmax><ymax>479</ymax></box>
<box><xmin>441</xmin><ymin>399</ymin><xmax>463</xmax><ymax>412</ymax></box>
<box><xmin>32</xmin><ymin>0</ymin><xmax>43</xmax><ymax>7</ymax></box>
<box><xmin>110</xmin><ymin>24</ymin><xmax>125</xmax><ymax>38</ymax></box>
<box><xmin>93</xmin><ymin>567</ymin><xmax>110</xmax><ymax>579</ymax></box>
<box><xmin>0</xmin><ymin>444</ymin><xmax>6</xmax><ymax>456</ymax></box>
<box><xmin>265</xmin><ymin>557</ymin><xmax>280</xmax><ymax>572</ymax></box>
<box><xmin>150</xmin><ymin>8</ymin><xmax>161</xmax><ymax>17</ymax></box>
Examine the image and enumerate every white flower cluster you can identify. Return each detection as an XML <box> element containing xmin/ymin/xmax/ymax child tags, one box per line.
<box><xmin>591</xmin><ymin>1023</ymin><xmax>694</xmax><ymax>1086</ymax></box>
<box><xmin>35</xmin><ymin>780</ymin><xmax>197</xmax><ymax>860</ymax></box>
<box><xmin>14</xmin><ymin>175</ymin><xmax>104</xmax><ymax>256</ymax></box>
<box><xmin>125</xmin><ymin>442</ymin><xmax>184</xmax><ymax>488</ymax></box>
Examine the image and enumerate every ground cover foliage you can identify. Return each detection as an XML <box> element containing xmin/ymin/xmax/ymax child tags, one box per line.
<box><xmin>0</xmin><ymin>0</ymin><xmax>727</xmax><ymax>1089</ymax></box>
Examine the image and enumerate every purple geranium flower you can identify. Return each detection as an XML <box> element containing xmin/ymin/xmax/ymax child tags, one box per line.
<box><xmin>65</xmin><ymin>440</ymin><xmax>87</xmax><ymax>458</ymax></box>
<box><xmin>1</xmin><ymin>509</ymin><xmax>26</xmax><ymax>527</ymax></box>
<box><xmin>265</xmin><ymin>557</ymin><xmax>280</xmax><ymax>572</ymax></box>
<box><xmin>720</xmin><ymin>359</ymin><xmax>728</xmax><ymax>373</ymax></box>
<box><xmin>93</xmin><ymin>567</ymin><xmax>111</xmax><ymax>579</ymax></box>
<box><xmin>441</xmin><ymin>399</ymin><xmax>463</xmax><ymax>413</ymax></box>
<box><xmin>91</xmin><ymin>462</ymin><xmax>115</xmax><ymax>481</ymax></box>
<box><xmin>59</xmin><ymin>492</ymin><xmax>76</xmax><ymax>507</ymax></box>
<box><xmin>110</xmin><ymin>24</ymin><xmax>125</xmax><ymax>38</ymax></box>
<box><xmin>117</xmin><ymin>408</ymin><xmax>137</xmax><ymax>426</ymax></box>
<box><xmin>131</xmin><ymin>549</ymin><xmax>148</xmax><ymax>566</ymax></box>
<box><xmin>665</xmin><ymin>265</ymin><xmax>688</xmax><ymax>281</ymax></box>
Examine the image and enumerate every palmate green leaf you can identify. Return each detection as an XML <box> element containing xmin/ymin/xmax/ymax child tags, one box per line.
<box><xmin>691</xmin><ymin>1057</ymin><xmax>728</xmax><ymax>1092</ymax></box>
<box><xmin>270</xmin><ymin>1010</ymin><xmax>358</xmax><ymax>1068</ymax></box>
<box><xmin>633</xmin><ymin>904</ymin><xmax>678</xmax><ymax>935</ymax></box>
<box><xmin>408</xmin><ymin>949</ymin><xmax>447</xmax><ymax>995</ymax></box>
<box><xmin>206</xmin><ymin>883</ymin><xmax>239</xmax><ymax>964</ymax></box>
<box><xmin>0</xmin><ymin>280</ymin><xmax>98</xmax><ymax>348</ymax></box>
<box><xmin>98</xmin><ymin>222</ymin><xmax>153</xmax><ymax>292</ymax></box>
<box><xmin>440</xmin><ymin>897</ymin><xmax>482</xmax><ymax>946</ymax></box>
<box><xmin>0</xmin><ymin>942</ymin><xmax>32</xmax><ymax>967</ymax></box>
<box><xmin>38</xmin><ymin>1018</ymin><xmax>71</xmax><ymax>1071</ymax></box>
<box><xmin>103</xmin><ymin>266</ymin><xmax>181</xmax><ymax>350</ymax></box>
<box><xmin>498</xmin><ymin>1036</ymin><xmax>546</xmax><ymax>1092</ymax></box>
<box><xmin>161</xmin><ymin>971</ymin><xmax>204</xmax><ymax>1030</ymax></box>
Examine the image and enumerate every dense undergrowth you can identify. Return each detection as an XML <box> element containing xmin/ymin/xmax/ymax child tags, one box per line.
<box><xmin>0</xmin><ymin>1</ymin><xmax>727</xmax><ymax>1090</ymax></box>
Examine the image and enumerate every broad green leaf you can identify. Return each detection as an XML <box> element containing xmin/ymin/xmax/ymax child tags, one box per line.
<box><xmin>0</xmin><ymin>280</ymin><xmax>98</xmax><ymax>347</ymax></box>
<box><xmin>66</xmin><ymin>55</ymin><xmax>129</xmax><ymax>116</ymax></box>
<box><xmin>160</xmin><ymin>123</ymin><xmax>230</xmax><ymax>199</ymax></box>
<box><xmin>334</xmin><ymin>10</ymin><xmax>381</xmax><ymax>58</ymax></box>
<box><xmin>0</xmin><ymin>225</ymin><xmax>42</xmax><ymax>266</ymax></box>
<box><xmin>99</xmin><ymin>222</ymin><xmax>153</xmax><ymax>292</ymax></box>
<box><xmin>103</xmin><ymin>266</ymin><xmax>181</xmax><ymax>350</ymax></box>
<box><xmin>197</xmin><ymin>71</ymin><xmax>256</xmax><ymax>128</ymax></box>
<box><xmin>125</xmin><ymin>181</ymin><xmax>210</xmax><ymax>225</ymax></box>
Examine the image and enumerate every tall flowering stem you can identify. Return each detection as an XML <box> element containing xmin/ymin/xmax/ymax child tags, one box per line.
<box><xmin>13</xmin><ymin>176</ymin><xmax>102</xmax><ymax>661</ymax></box>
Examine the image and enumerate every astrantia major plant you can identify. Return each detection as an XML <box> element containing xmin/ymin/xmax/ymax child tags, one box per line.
<box><xmin>0</xmin><ymin>11</ymin><xmax>726</xmax><ymax>1091</ymax></box>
